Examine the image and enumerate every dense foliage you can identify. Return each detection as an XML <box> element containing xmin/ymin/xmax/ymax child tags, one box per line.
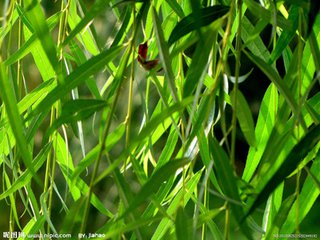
<box><xmin>0</xmin><ymin>0</ymin><xmax>319</xmax><ymax>239</ymax></box>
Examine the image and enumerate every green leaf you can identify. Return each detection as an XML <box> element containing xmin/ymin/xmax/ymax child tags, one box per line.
<box><xmin>4</xmin><ymin>11</ymin><xmax>60</xmax><ymax>66</ymax></box>
<box><xmin>280</xmin><ymin>154</ymin><xmax>320</xmax><ymax>234</ymax></box>
<box><xmin>94</xmin><ymin>97</ymin><xmax>193</xmax><ymax>184</ymax></box>
<box><xmin>24</xmin><ymin>0</ymin><xmax>62</xmax><ymax>83</ymax></box>
<box><xmin>269</xmin><ymin>5</ymin><xmax>299</xmax><ymax>63</ymax></box>
<box><xmin>304</xmin><ymin>165</ymin><xmax>320</xmax><ymax>191</ymax></box>
<box><xmin>71</xmin><ymin>145</ymin><xmax>99</xmax><ymax>185</ymax></box>
<box><xmin>241</xmin><ymin>16</ymin><xmax>270</xmax><ymax>62</ymax></box>
<box><xmin>309</xmin><ymin>29</ymin><xmax>320</xmax><ymax>72</ymax></box>
<box><xmin>54</xmin><ymin>134</ymin><xmax>81</xmax><ymax>200</ymax></box>
<box><xmin>209</xmin><ymin>136</ymin><xmax>254</xmax><ymax>240</ymax></box>
<box><xmin>231</xmin><ymin>89</ymin><xmax>256</xmax><ymax>147</ymax></box>
<box><xmin>165</xmin><ymin>0</ymin><xmax>185</xmax><ymax>18</ymax></box>
<box><xmin>0</xmin><ymin>9</ymin><xmax>19</xmax><ymax>39</ymax></box>
<box><xmin>26</xmin><ymin>45</ymin><xmax>123</xmax><ymax>121</ymax></box>
<box><xmin>152</xmin><ymin>6</ymin><xmax>179</xmax><ymax>103</ymax></box>
<box><xmin>0</xmin><ymin>143</ymin><xmax>51</xmax><ymax>200</ymax></box>
<box><xmin>110</xmin><ymin>7</ymin><xmax>132</xmax><ymax>47</ymax></box>
<box><xmin>71</xmin><ymin>123</ymin><xmax>125</xmax><ymax>185</ymax></box>
<box><xmin>40</xmin><ymin>191</ymin><xmax>58</xmax><ymax>233</ymax></box>
<box><xmin>265</xmin><ymin>194</ymin><xmax>296</xmax><ymax>239</ymax></box>
<box><xmin>17</xmin><ymin>216</ymin><xmax>46</xmax><ymax>240</ymax></box>
<box><xmin>3</xmin><ymin>172</ymin><xmax>22</xmax><ymax>229</ymax></box>
<box><xmin>18</xmin><ymin>79</ymin><xmax>56</xmax><ymax>115</ymax></box>
<box><xmin>151</xmin><ymin>171</ymin><xmax>202</xmax><ymax>240</ymax></box>
<box><xmin>243</xmin><ymin>0</ymin><xmax>292</xmax><ymax>30</ymax></box>
<box><xmin>154</xmin><ymin>126</ymin><xmax>179</xmax><ymax>171</ymax></box>
<box><xmin>62</xmin><ymin>0</ymin><xmax>111</xmax><ymax>47</ymax></box>
<box><xmin>168</xmin><ymin>5</ymin><xmax>230</xmax><ymax>46</ymax></box>
<box><xmin>44</xmin><ymin>99</ymin><xmax>109</xmax><ymax>142</ymax></box>
<box><xmin>244</xmin><ymin>50</ymin><xmax>298</xmax><ymax>114</ymax></box>
<box><xmin>121</xmin><ymin>158</ymin><xmax>190</xmax><ymax>218</ymax></box>
<box><xmin>112</xmin><ymin>0</ymin><xmax>145</xmax><ymax>8</ymax></box>
<box><xmin>58</xmin><ymin>164</ymin><xmax>114</xmax><ymax>218</ymax></box>
<box><xmin>245</xmin><ymin>124</ymin><xmax>320</xmax><ymax>218</ymax></box>
<box><xmin>175</xmin><ymin>207</ymin><xmax>193</xmax><ymax>240</ymax></box>
<box><xmin>68</xmin><ymin>40</ymin><xmax>102</xmax><ymax>99</ymax></box>
<box><xmin>183</xmin><ymin>29</ymin><xmax>217</xmax><ymax>97</ymax></box>
<box><xmin>98</xmin><ymin>216</ymin><xmax>163</xmax><ymax>238</ymax></box>
<box><xmin>0</xmin><ymin>64</ymin><xmax>39</xmax><ymax>184</ymax></box>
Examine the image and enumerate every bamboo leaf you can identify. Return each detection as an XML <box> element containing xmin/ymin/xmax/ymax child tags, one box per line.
<box><xmin>241</xmin><ymin>16</ymin><xmax>270</xmax><ymax>62</ymax></box>
<box><xmin>154</xmin><ymin>126</ymin><xmax>179</xmax><ymax>171</ymax></box>
<box><xmin>40</xmin><ymin>191</ymin><xmax>58</xmax><ymax>233</ymax></box>
<box><xmin>3</xmin><ymin>172</ymin><xmax>22</xmax><ymax>229</ymax></box>
<box><xmin>243</xmin><ymin>0</ymin><xmax>292</xmax><ymax>30</ymax></box>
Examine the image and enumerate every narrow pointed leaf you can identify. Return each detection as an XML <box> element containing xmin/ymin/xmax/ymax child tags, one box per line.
<box><xmin>62</xmin><ymin>0</ymin><xmax>111</xmax><ymax>47</ymax></box>
<box><xmin>26</xmin><ymin>45</ymin><xmax>123</xmax><ymax>121</ymax></box>
<box><xmin>176</xmin><ymin>207</ymin><xmax>193</xmax><ymax>240</ymax></box>
<box><xmin>0</xmin><ymin>143</ymin><xmax>51</xmax><ymax>200</ymax></box>
<box><xmin>244</xmin><ymin>50</ymin><xmax>298</xmax><ymax>113</ymax></box>
<box><xmin>168</xmin><ymin>5</ymin><xmax>229</xmax><ymax>46</ymax></box>
<box><xmin>152</xmin><ymin>6</ymin><xmax>179</xmax><ymax>102</ymax></box>
<box><xmin>209</xmin><ymin>136</ymin><xmax>254</xmax><ymax>239</ymax></box>
<box><xmin>44</xmin><ymin>99</ymin><xmax>108</xmax><ymax>141</ymax></box>
<box><xmin>121</xmin><ymin>158</ymin><xmax>190</xmax><ymax>218</ymax></box>
<box><xmin>245</xmin><ymin>124</ymin><xmax>320</xmax><ymax>218</ymax></box>
<box><xmin>0</xmin><ymin>64</ymin><xmax>39</xmax><ymax>184</ymax></box>
<box><xmin>269</xmin><ymin>6</ymin><xmax>299</xmax><ymax>63</ymax></box>
<box><xmin>24</xmin><ymin>0</ymin><xmax>62</xmax><ymax>82</ymax></box>
<box><xmin>231</xmin><ymin>89</ymin><xmax>256</xmax><ymax>147</ymax></box>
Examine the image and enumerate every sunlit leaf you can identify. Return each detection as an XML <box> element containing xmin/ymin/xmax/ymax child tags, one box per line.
<box><xmin>245</xmin><ymin>124</ymin><xmax>320</xmax><ymax>218</ymax></box>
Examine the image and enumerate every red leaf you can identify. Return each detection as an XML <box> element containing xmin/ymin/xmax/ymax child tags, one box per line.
<box><xmin>138</xmin><ymin>42</ymin><xmax>148</xmax><ymax>63</ymax></box>
<box><xmin>141</xmin><ymin>59</ymin><xmax>159</xmax><ymax>70</ymax></box>
<box><xmin>137</xmin><ymin>41</ymin><xmax>160</xmax><ymax>71</ymax></box>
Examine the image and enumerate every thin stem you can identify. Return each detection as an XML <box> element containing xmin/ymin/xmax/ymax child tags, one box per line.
<box><xmin>224</xmin><ymin>205</ymin><xmax>230</xmax><ymax>240</ymax></box>
<box><xmin>230</xmin><ymin>0</ymin><xmax>242</xmax><ymax>167</ymax></box>
<box><xmin>295</xmin><ymin>8</ymin><xmax>304</xmax><ymax>233</ymax></box>
<box><xmin>57</xmin><ymin>0</ymin><xmax>70</xmax><ymax>57</ymax></box>
<box><xmin>43</xmin><ymin>108</ymin><xmax>56</xmax><ymax>233</ymax></box>
<box><xmin>295</xmin><ymin>170</ymin><xmax>301</xmax><ymax>233</ymax></box>
<box><xmin>46</xmin><ymin>132</ymin><xmax>58</xmax><ymax>233</ymax></box>
<box><xmin>80</xmin><ymin>42</ymin><xmax>134</xmax><ymax>234</ymax></box>
<box><xmin>124</xmin><ymin>3</ymin><xmax>136</xmax><ymax>173</ymax></box>
<box><xmin>17</xmin><ymin>0</ymin><xmax>25</xmax><ymax>99</ymax></box>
